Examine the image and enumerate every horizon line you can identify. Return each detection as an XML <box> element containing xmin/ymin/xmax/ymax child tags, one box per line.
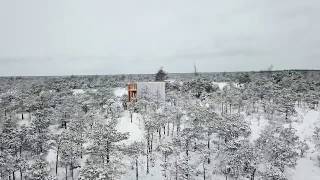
<box><xmin>0</xmin><ymin>69</ymin><xmax>319</xmax><ymax>78</ymax></box>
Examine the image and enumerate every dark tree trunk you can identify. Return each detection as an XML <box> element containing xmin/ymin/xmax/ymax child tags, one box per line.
<box><xmin>131</xmin><ymin>113</ymin><xmax>133</xmax><ymax>123</ymax></box>
<box><xmin>177</xmin><ymin>119</ymin><xmax>181</xmax><ymax>135</ymax></box>
<box><xmin>221</xmin><ymin>103</ymin><xmax>223</xmax><ymax>114</ymax></box>
<box><xmin>186</xmin><ymin>140</ymin><xmax>189</xmax><ymax>157</ymax></box>
<box><xmin>146</xmin><ymin>153</ymin><xmax>149</xmax><ymax>174</ymax></box>
<box><xmin>175</xmin><ymin>160</ymin><xmax>178</xmax><ymax>180</ymax></box>
<box><xmin>164</xmin><ymin>154</ymin><xmax>167</xmax><ymax>178</ymax></box>
<box><xmin>56</xmin><ymin>148</ymin><xmax>59</xmax><ymax>175</ymax></box>
<box><xmin>71</xmin><ymin>163</ymin><xmax>74</xmax><ymax>180</ymax></box>
<box><xmin>251</xmin><ymin>168</ymin><xmax>256</xmax><ymax>180</ymax></box>
<box><xmin>21</xmin><ymin>113</ymin><xmax>24</xmax><ymax>120</ymax></box>
<box><xmin>147</xmin><ymin>137</ymin><xmax>150</xmax><ymax>154</ymax></box>
<box><xmin>136</xmin><ymin>159</ymin><xmax>139</xmax><ymax>180</ymax></box>
<box><xmin>12</xmin><ymin>172</ymin><xmax>15</xmax><ymax>180</ymax></box>
<box><xmin>172</xmin><ymin>121</ymin><xmax>175</xmax><ymax>136</ymax></box>
<box><xmin>62</xmin><ymin>120</ymin><xmax>67</xmax><ymax>129</ymax></box>
<box><xmin>80</xmin><ymin>142</ymin><xmax>83</xmax><ymax>159</ymax></box>
<box><xmin>40</xmin><ymin>143</ymin><xmax>43</xmax><ymax>153</ymax></box>
<box><xmin>151</xmin><ymin>133</ymin><xmax>154</xmax><ymax>152</ymax></box>
<box><xmin>20</xmin><ymin>168</ymin><xmax>23</xmax><ymax>180</ymax></box>
<box><xmin>107</xmin><ymin>141</ymin><xmax>110</xmax><ymax>163</ymax></box>
<box><xmin>203</xmin><ymin>163</ymin><xmax>206</xmax><ymax>180</ymax></box>
<box><xmin>207</xmin><ymin>133</ymin><xmax>211</xmax><ymax>164</ymax></box>
<box><xmin>147</xmin><ymin>130</ymin><xmax>150</xmax><ymax>153</ymax></box>
<box><xmin>65</xmin><ymin>166</ymin><xmax>68</xmax><ymax>180</ymax></box>
<box><xmin>20</xmin><ymin>169</ymin><xmax>22</xmax><ymax>180</ymax></box>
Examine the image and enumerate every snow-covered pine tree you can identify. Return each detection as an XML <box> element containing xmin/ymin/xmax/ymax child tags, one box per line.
<box><xmin>59</xmin><ymin>129</ymin><xmax>82</xmax><ymax>180</ymax></box>
<box><xmin>218</xmin><ymin>139</ymin><xmax>257</xmax><ymax>180</ymax></box>
<box><xmin>256</xmin><ymin>125</ymin><xmax>300</xmax><ymax>178</ymax></box>
<box><xmin>86</xmin><ymin>120</ymin><xmax>129</xmax><ymax>165</ymax></box>
<box><xmin>0</xmin><ymin>117</ymin><xmax>20</xmax><ymax>180</ymax></box>
<box><xmin>28</xmin><ymin>109</ymin><xmax>51</xmax><ymax>155</ymax></box>
<box><xmin>125</xmin><ymin>141</ymin><xmax>145</xmax><ymax>180</ymax></box>
<box><xmin>26</xmin><ymin>156</ymin><xmax>55</xmax><ymax>180</ymax></box>
<box><xmin>157</xmin><ymin>143</ymin><xmax>174</xmax><ymax>179</ymax></box>
<box><xmin>155</xmin><ymin>68</ymin><xmax>168</xmax><ymax>82</ymax></box>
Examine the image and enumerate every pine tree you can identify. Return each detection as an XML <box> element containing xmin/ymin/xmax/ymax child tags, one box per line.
<box><xmin>157</xmin><ymin>143</ymin><xmax>174</xmax><ymax>179</ymax></box>
<box><xmin>127</xmin><ymin>100</ymin><xmax>137</xmax><ymax>123</ymax></box>
<box><xmin>218</xmin><ymin>140</ymin><xmax>257</xmax><ymax>180</ymax></box>
<box><xmin>28</xmin><ymin>109</ymin><xmax>51</xmax><ymax>155</ymax></box>
<box><xmin>87</xmin><ymin>121</ymin><xmax>129</xmax><ymax>165</ymax></box>
<box><xmin>256</xmin><ymin>126</ymin><xmax>300</xmax><ymax>176</ymax></box>
<box><xmin>59</xmin><ymin>129</ymin><xmax>82</xmax><ymax>180</ymax></box>
<box><xmin>125</xmin><ymin>141</ymin><xmax>145</xmax><ymax>180</ymax></box>
<box><xmin>26</xmin><ymin>156</ymin><xmax>55</xmax><ymax>180</ymax></box>
<box><xmin>0</xmin><ymin>150</ymin><xmax>15</xmax><ymax>180</ymax></box>
<box><xmin>0</xmin><ymin>118</ymin><xmax>20</xmax><ymax>180</ymax></box>
<box><xmin>155</xmin><ymin>68</ymin><xmax>168</xmax><ymax>82</ymax></box>
<box><xmin>79</xmin><ymin>159</ymin><xmax>125</xmax><ymax>180</ymax></box>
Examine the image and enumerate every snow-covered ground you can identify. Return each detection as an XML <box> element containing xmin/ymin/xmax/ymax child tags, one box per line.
<box><xmin>292</xmin><ymin>108</ymin><xmax>320</xmax><ymax>142</ymax></box>
<box><xmin>116</xmin><ymin>110</ymin><xmax>164</xmax><ymax>180</ymax></box>
<box><xmin>72</xmin><ymin>89</ymin><xmax>86</xmax><ymax>95</ymax></box>
<box><xmin>247</xmin><ymin>113</ymin><xmax>269</xmax><ymax>143</ymax></box>
<box><xmin>286</xmin><ymin>108</ymin><xmax>320</xmax><ymax>180</ymax></box>
<box><xmin>8</xmin><ymin>87</ymin><xmax>320</xmax><ymax>180</ymax></box>
<box><xmin>118</xmin><ymin>106</ymin><xmax>320</xmax><ymax>180</ymax></box>
<box><xmin>116</xmin><ymin>111</ymin><xmax>144</xmax><ymax>145</ymax></box>
<box><xmin>114</xmin><ymin>87</ymin><xmax>127</xmax><ymax>97</ymax></box>
<box><xmin>212</xmin><ymin>82</ymin><xmax>229</xmax><ymax>90</ymax></box>
<box><xmin>245</xmin><ymin>107</ymin><xmax>320</xmax><ymax>180</ymax></box>
<box><xmin>288</xmin><ymin>156</ymin><xmax>320</xmax><ymax>180</ymax></box>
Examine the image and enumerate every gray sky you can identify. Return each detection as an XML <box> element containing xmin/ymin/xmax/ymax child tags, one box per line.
<box><xmin>0</xmin><ymin>0</ymin><xmax>320</xmax><ymax>76</ymax></box>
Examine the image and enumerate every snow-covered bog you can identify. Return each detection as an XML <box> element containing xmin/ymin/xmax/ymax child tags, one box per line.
<box><xmin>1</xmin><ymin>71</ymin><xmax>320</xmax><ymax>180</ymax></box>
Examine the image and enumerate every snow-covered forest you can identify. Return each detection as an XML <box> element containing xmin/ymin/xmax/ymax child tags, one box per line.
<box><xmin>1</xmin><ymin>70</ymin><xmax>320</xmax><ymax>180</ymax></box>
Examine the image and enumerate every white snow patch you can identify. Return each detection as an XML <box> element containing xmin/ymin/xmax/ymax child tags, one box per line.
<box><xmin>287</xmin><ymin>155</ymin><xmax>320</xmax><ymax>180</ymax></box>
<box><xmin>72</xmin><ymin>88</ymin><xmax>98</xmax><ymax>95</ymax></box>
<box><xmin>247</xmin><ymin>114</ymin><xmax>268</xmax><ymax>142</ymax></box>
<box><xmin>292</xmin><ymin>108</ymin><xmax>320</xmax><ymax>141</ymax></box>
<box><xmin>72</xmin><ymin>89</ymin><xmax>85</xmax><ymax>95</ymax></box>
<box><xmin>114</xmin><ymin>87</ymin><xmax>127</xmax><ymax>97</ymax></box>
<box><xmin>17</xmin><ymin>119</ymin><xmax>31</xmax><ymax>127</ymax></box>
<box><xmin>116</xmin><ymin>111</ymin><xmax>144</xmax><ymax>144</ymax></box>
<box><xmin>286</xmin><ymin>108</ymin><xmax>320</xmax><ymax>180</ymax></box>
<box><xmin>212</xmin><ymin>82</ymin><xmax>228</xmax><ymax>90</ymax></box>
<box><xmin>46</xmin><ymin>149</ymin><xmax>56</xmax><ymax>164</ymax></box>
<box><xmin>16</xmin><ymin>112</ymin><xmax>32</xmax><ymax>128</ymax></box>
<box><xmin>120</xmin><ymin>158</ymin><xmax>163</xmax><ymax>180</ymax></box>
<box><xmin>16</xmin><ymin>112</ymin><xmax>31</xmax><ymax>120</ymax></box>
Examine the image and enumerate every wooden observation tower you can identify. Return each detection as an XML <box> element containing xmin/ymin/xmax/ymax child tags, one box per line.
<box><xmin>127</xmin><ymin>82</ymin><xmax>166</xmax><ymax>103</ymax></box>
<box><xmin>128</xmin><ymin>83</ymin><xmax>137</xmax><ymax>102</ymax></box>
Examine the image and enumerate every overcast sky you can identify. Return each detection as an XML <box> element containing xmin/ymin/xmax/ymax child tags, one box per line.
<box><xmin>0</xmin><ymin>0</ymin><xmax>319</xmax><ymax>76</ymax></box>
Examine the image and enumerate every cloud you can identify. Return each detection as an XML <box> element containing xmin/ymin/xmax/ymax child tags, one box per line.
<box><xmin>0</xmin><ymin>0</ymin><xmax>319</xmax><ymax>75</ymax></box>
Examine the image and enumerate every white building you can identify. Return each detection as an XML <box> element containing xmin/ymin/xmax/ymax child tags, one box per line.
<box><xmin>128</xmin><ymin>82</ymin><xmax>165</xmax><ymax>103</ymax></box>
